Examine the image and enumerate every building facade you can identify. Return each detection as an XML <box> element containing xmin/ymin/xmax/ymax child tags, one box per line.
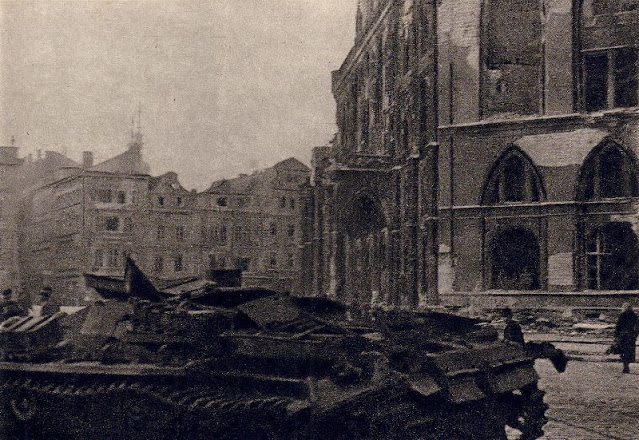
<box><xmin>9</xmin><ymin>132</ymin><xmax>309</xmax><ymax>306</ymax></box>
<box><xmin>198</xmin><ymin>158</ymin><xmax>310</xmax><ymax>293</ymax></box>
<box><xmin>303</xmin><ymin>0</ymin><xmax>440</xmax><ymax>309</ymax></box>
<box><xmin>437</xmin><ymin>0</ymin><xmax>639</xmax><ymax>303</ymax></box>
<box><xmin>305</xmin><ymin>0</ymin><xmax>639</xmax><ymax>308</ymax></box>
<box><xmin>0</xmin><ymin>144</ymin><xmax>24</xmax><ymax>293</ymax></box>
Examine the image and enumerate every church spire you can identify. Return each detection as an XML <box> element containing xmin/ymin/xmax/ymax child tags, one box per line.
<box><xmin>128</xmin><ymin>103</ymin><xmax>143</xmax><ymax>153</ymax></box>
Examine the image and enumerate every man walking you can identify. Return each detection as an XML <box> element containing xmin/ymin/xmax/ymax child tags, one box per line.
<box><xmin>614</xmin><ymin>303</ymin><xmax>638</xmax><ymax>374</ymax></box>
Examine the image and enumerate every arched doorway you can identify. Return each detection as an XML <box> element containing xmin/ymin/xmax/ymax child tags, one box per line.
<box><xmin>343</xmin><ymin>194</ymin><xmax>388</xmax><ymax>307</ymax></box>
<box><xmin>490</xmin><ymin>228</ymin><xmax>540</xmax><ymax>290</ymax></box>
<box><xmin>586</xmin><ymin>222</ymin><xmax>639</xmax><ymax>290</ymax></box>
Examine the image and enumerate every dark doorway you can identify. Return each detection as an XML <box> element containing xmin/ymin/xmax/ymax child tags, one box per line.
<box><xmin>491</xmin><ymin>228</ymin><xmax>540</xmax><ymax>290</ymax></box>
<box><xmin>343</xmin><ymin>195</ymin><xmax>388</xmax><ymax>307</ymax></box>
<box><xmin>586</xmin><ymin>222</ymin><xmax>639</xmax><ymax>290</ymax></box>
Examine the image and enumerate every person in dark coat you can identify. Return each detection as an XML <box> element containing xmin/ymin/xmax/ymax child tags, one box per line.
<box><xmin>0</xmin><ymin>289</ymin><xmax>23</xmax><ymax>318</ymax></box>
<box><xmin>503</xmin><ymin>308</ymin><xmax>525</xmax><ymax>345</ymax></box>
<box><xmin>615</xmin><ymin>303</ymin><xmax>638</xmax><ymax>374</ymax></box>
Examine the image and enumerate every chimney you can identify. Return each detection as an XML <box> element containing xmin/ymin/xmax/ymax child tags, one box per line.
<box><xmin>82</xmin><ymin>151</ymin><xmax>94</xmax><ymax>168</ymax></box>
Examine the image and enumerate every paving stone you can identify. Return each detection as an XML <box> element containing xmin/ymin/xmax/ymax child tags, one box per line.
<box><xmin>535</xmin><ymin>359</ymin><xmax>639</xmax><ymax>440</ymax></box>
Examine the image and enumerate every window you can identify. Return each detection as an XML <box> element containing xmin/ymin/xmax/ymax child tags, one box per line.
<box><xmin>360</xmin><ymin>101</ymin><xmax>369</xmax><ymax>151</ymax></box>
<box><xmin>483</xmin><ymin>0</ymin><xmax>542</xmax><ymax>116</ymax></box>
<box><xmin>219</xmin><ymin>225</ymin><xmax>227</xmax><ymax>244</ymax></box>
<box><xmin>584</xmin><ymin>48</ymin><xmax>638</xmax><ymax>112</ymax></box>
<box><xmin>503</xmin><ymin>156</ymin><xmax>526</xmax><ymax>202</ymax></box>
<box><xmin>124</xmin><ymin>217</ymin><xmax>133</xmax><ymax>232</ymax></box>
<box><xmin>586</xmin><ymin>223</ymin><xmax>639</xmax><ymax>290</ymax></box>
<box><xmin>217</xmin><ymin>197</ymin><xmax>227</xmax><ymax>207</ymax></box>
<box><xmin>176</xmin><ymin>226</ymin><xmax>185</xmax><ymax>240</ymax></box>
<box><xmin>287</xmin><ymin>224</ymin><xmax>295</xmax><ymax>237</ymax></box>
<box><xmin>491</xmin><ymin>228</ymin><xmax>540</xmax><ymax>290</ymax></box>
<box><xmin>579</xmin><ymin>142</ymin><xmax>639</xmax><ymax>200</ymax></box>
<box><xmin>117</xmin><ymin>191</ymin><xmax>126</xmax><ymax>204</ymax></box>
<box><xmin>583</xmin><ymin>0</ymin><xmax>639</xmax><ymax>16</ymax></box>
<box><xmin>157</xmin><ymin>225</ymin><xmax>165</xmax><ymax>240</ymax></box>
<box><xmin>157</xmin><ymin>196</ymin><xmax>165</xmax><ymax>207</ymax></box>
<box><xmin>97</xmin><ymin>189</ymin><xmax>112</xmax><ymax>203</ymax></box>
<box><xmin>105</xmin><ymin>216</ymin><xmax>120</xmax><ymax>231</ymax></box>
<box><xmin>209</xmin><ymin>254</ymin><xmax>227</xmax><ymax>270</ymax></box>
<box><xmin>269</xmin><ymin>254</ymin><xmax>277</xmax><ymax>267</ymax></box>
<box><xmin>483</xmin><ymin>149</ymin><xmax>544</xmax><ymax>205</ymax></box>
<box><xmin>584</xmin><ymin>54</ymin><xmax>608</xmax><ymax>111</ymax></box>
<box><xmin>177</xmin><ymin>196</ymin><xmax>183</xmax><ymax>207</ymax></box>
<box><xmin>289</xmin><ymin>198</ymin><xmax>296</xmax><ymax>210</ymax></box>
<box><xmin>154</xmin><ymin>256</ymin><xmax>164</xmax><ymax>273</ymax></box>
<box><xmin>93</xmin><ymin>249</ymin><xmax>103</xmax><ymax>268</ymax></box>
<box><xmin>279</xmin><ymin>197</ymin><xmax>287</xmax><ymax>208</ymax></box>
<box><xmin>107</xmin><ymin>249</ymin><xmax>120</xmax><ymax>268</ymax></box>
<box><xmin>174</xmin><ymin>255</ymin><xmax>183</xmax><ymax>272</ymax></box>
<box><xmin>235</xmin><ymin>257</ymin><xmax>251</xmax><ymax>272</ymax></box>
<box><xmin>269</xmin><ymin>223</ymin><xmax>277</xmax><ymax>235</ymax></box>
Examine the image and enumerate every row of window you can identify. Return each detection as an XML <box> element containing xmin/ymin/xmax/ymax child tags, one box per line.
<box><xmin>93</xmin><ymin>248</ymin><xmax>126</xmax><ymax>269</ymax></box>
<box><xmin>584</xmin><ymin>48</ymin><xmax>639</xmax><ymax>112</ymax></box>
<box><xmin>489</xmin><ymin>222</ymin><xmax>639</xmax><ymax>291</ymax></box>
<box><xmin>340</xmin><ymin>0</ymin><xmax>639</xmax><ymax>157</ymax></box>
<box><xmin>157</xmin><ymin>225</ymin><xmax>186</xmax><ymax>241</ymax></box>
<box><xmin>209</xmin><ymin>252</ymin><xmax>296</xmax><ymax>271</ymax></box>
<box><xmin>215</xmin><ymin>195</ymin><xmax>298</xmax><ymax>211</ymax></box>
<box><xmin>340</xmin><ymin>1</ymin><xmax>432</xmax><ymax>155</ymax></box>
<box><xmin>99</xmin><ymin>216</ymin><xmax>133</xmax><ymax>232</ymax></box>
<box><xmin>157</xmin><ymin>195</ymin><xmax>185</xmax><ymax>208</ymax></box>
<box><xmin>154</xmin><ymin>255</ymin><xmax>184</xmax><ymax>274</ymax></box>
<box><xmin>92</xmin><ymin>189</ymin><xmax>129</xmax><ymax>204</ymax></box>
<box><xmin>91</xmin><ymin>189</ymin><xmax>187</xmax><ymax>208</ymax></box>
<box><xmin>92</xmin><ymin>250</ymin><xmax>296</xmax><ymax>274</ymax></box>
<box><xmin>484</xmin><ymin>143</ymin><xmax>639</xmax><ymax>205</ymax></box>
<box><xmin>202</xmin><ymin>223</ymin><xmax>296</xmax><ymax>244</ymax></box>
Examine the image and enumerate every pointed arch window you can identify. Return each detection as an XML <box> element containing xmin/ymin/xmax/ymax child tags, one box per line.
<box><xmin>578</xmin><ymin>142</ymin><xmax>639</xmax><ymax>200</ymax></box>
<box><xmin>483</xmin><ymin>149</ymin><xmax>544</xmax><ymax>205</ymax></box>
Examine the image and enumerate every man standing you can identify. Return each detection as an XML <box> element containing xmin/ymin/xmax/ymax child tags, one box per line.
<box><xmin>614</xmin><ymin>303</ymin><xmax>638</xmax><ymax>374</ymax></box>
<box><xmin>503</xmin><ymin>307</ymin><xmax>525</xmax><ymax>345</ymax></box>
<box><xmin>29</xmin><ymin>286</ymin><xmax>56</xmax><ymax>317</ymax></box>
<box><xmin>0</xmin><ymin>289</ymin><xmax>22</xmax><ymax>318</ymax></box>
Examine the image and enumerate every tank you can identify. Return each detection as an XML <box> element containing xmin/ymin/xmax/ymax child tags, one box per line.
<box><xmin>0</xmin><ymin>259</ymin><xmax>566</xmax><ymax>440</ymax></box>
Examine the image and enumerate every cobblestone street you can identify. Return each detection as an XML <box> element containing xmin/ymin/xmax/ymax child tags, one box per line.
<box><xmin>536</xmin><ymin>359</ymin><xmax>639</xmax><ymax>439</ymax></box>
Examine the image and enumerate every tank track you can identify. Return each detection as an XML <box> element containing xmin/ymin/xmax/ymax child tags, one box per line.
<box><xmin>0</xmin><ymin>377</ymin><xmax>549</xmax><ymax>440</ymax></box>
<box><xmin>0</xmin><ymin>376</ymin><xmax>305</xmax><ymax>440</ymax></box>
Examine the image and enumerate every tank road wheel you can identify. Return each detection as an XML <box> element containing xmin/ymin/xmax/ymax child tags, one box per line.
<box><xmin>9</xmin><ymin>390</ymin><xmax>37</xmax><ymax>422</ymax></box>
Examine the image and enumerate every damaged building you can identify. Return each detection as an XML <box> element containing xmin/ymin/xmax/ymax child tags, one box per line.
<box><xmin>304</xmin><ymin>0</ymin><xmax>639</xmax><ymax>308</ymax></box>
<box><xmin>303</xmin><ymin>0</ymin><xmax>440</xmax><ymax>308</ymax></box>
<box><xmin>6</xmin><ymin>128</ymin><xmax>309</xmax><ymax>306</ymax></box>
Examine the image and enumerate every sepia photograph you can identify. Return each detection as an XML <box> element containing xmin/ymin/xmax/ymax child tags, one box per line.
<box><xmin>0</xmin><ymin>0</ymin><xmax>638</xmax><ymax>438</ymax></box>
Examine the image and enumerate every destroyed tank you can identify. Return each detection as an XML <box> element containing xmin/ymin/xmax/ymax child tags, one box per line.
<box><xmin>0</xmin><ymin>259</ymin><xmax>566</xmax><ymax>440</ymax></box>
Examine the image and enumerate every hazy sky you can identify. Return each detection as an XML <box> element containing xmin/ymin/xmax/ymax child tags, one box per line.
<box><xmin>0</xmin><ymin>1</ymin><xmax>356</xmax><ymax>189</ymax></box>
